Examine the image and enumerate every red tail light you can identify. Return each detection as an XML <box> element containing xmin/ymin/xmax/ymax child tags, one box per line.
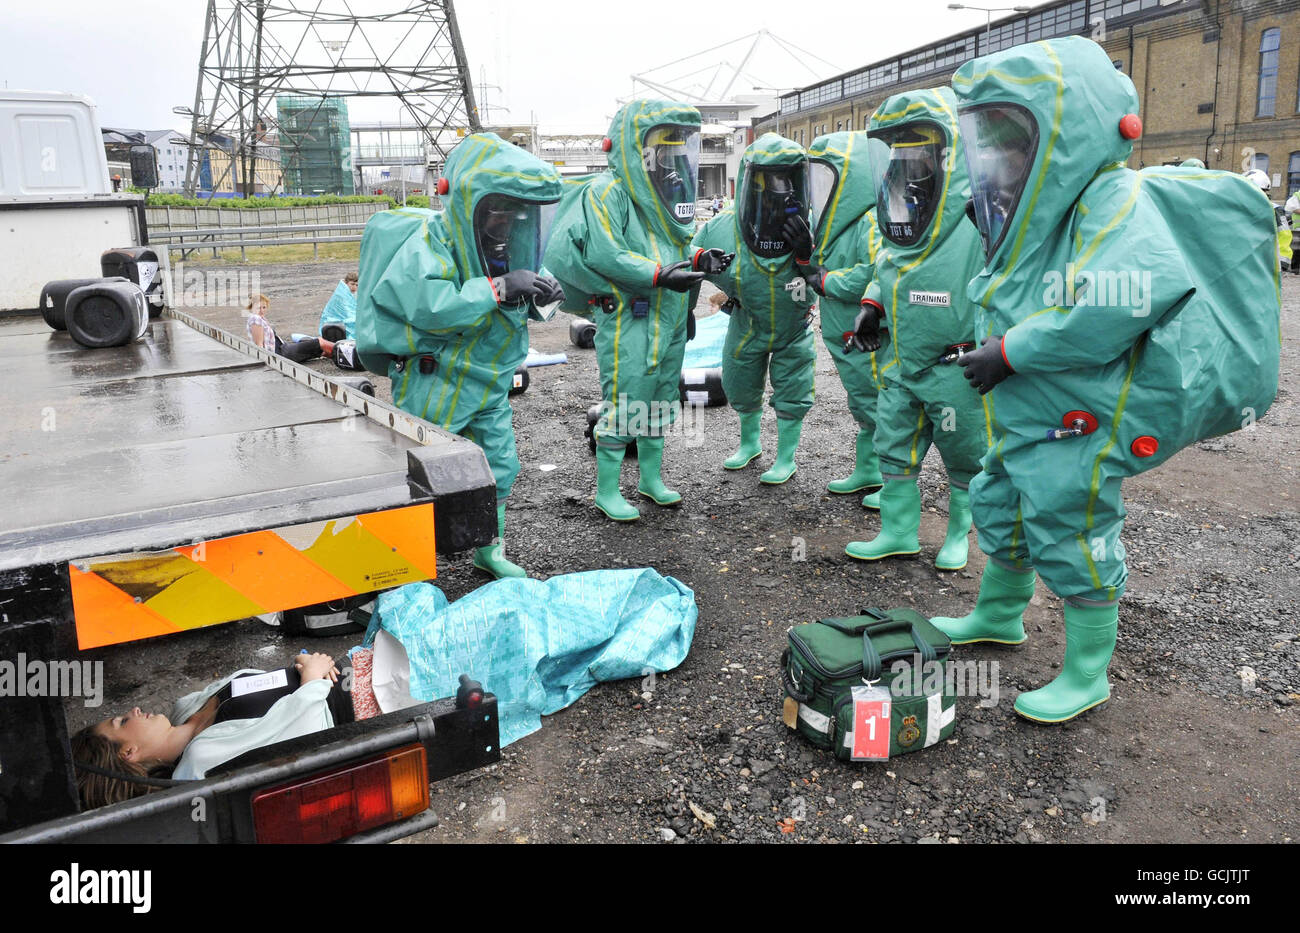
<box><xmin>252</xmin><ymin>744</ymin><xmax>430</xmax><ymax>844</ymax></box>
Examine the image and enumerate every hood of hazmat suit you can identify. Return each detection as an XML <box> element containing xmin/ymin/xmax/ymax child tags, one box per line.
<box><xmin>355</xmin><ymin>132</ymin><xmax>562</xmax><ymax>410</ymax></box>
<box><xmin>542</xmin><ymin>99</ymin><xmax>702</xmax><ymax>308</ymax></box>
<box><xmin>808</xmin><ymin>130</ymin><xmax>883</xmax><ymax>305</ymax></box>
<box><xmin>952</xmin><ymin>35</ymin><xmax>1280</xmax><ymax>476</ymax></box>
<box><xmin>807</xmin><ymin>130</ymin><xmax>886</xmax><ymax>421</ymax></box>
<box><xmin>864</xmin><ymin>86</ymin><xmax>986</xmax><ymax>381</ymax></box>
<box><xmin>692</xmin><ymin>133</ymin><xmax>816</xmax><ymax>350</ymax></box>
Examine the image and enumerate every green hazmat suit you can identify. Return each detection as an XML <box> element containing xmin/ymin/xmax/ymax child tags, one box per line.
<box><xmin>541</xmin><ymin>99</ymin><xmax>704</xmax><ymax>519</ymax></box>
<box><xmin>355</xmin><ymin>132</ymin><xmax>563</xmax><ymax>574</ymax></box>
<box><xmin>692</xmin><ymin>134</ymin><xmax>817</xmax><ymax>425</ymax></box>
<box><xmin>806</xmin><ymin>131</ymin><xmax>886</xmax><ymax>495</ymax></box>
<box><xmin>953</xmin><ymin>35</ymin><xmax>1281</xmax><ymax>604</ymax></box>
<box><xmin>553</xmin><ymin>99</ymin><xmax>701</xmax><ymax>446</ymax></box>
<box><xmin>863</xmin><ymin>87</ymin><xmax>991</xmax><ymax>490</ymax></box>
<box><xmin>938</xmin><ymin>36</ymin><xmax>1280</xmax><ymax>723</ymax></box>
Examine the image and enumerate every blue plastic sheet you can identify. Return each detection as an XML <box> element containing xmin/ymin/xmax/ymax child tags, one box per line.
<box><xmin>319</xmin><ymin>280</ymin><xmax>357</xmax><ymax>339</ymax></box>
<box><xmin>682</xmin><ymin>309</ymin><xmax>728</xmax><ymax>370</ymax></box>
<box><xmin>370</xmin><ymin>569</ymin><xmax>697</xmax><ymax>746</ymax></box>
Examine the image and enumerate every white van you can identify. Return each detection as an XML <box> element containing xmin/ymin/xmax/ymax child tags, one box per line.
<box><xmin>0</xmin><ymin>90</ymin><xmax>153</xmax><ymax>311</ymax></box>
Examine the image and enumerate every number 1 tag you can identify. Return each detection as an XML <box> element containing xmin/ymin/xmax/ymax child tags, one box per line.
<box><xmin>850</xmin><ymin>684</ymin><xmax>892</xmax><ymax>761</ymax></box>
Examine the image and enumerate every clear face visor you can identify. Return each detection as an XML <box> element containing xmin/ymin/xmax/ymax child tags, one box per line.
<box><xmin>958</xmin><ymin>104</ymin><xmax>1038</xmax><ymax>261</ymax></box>
<box><xmin>643</xmin><ymin>124</ymin><xmax>701</xmax><ymax>222</ymax></box>
<box><xmin>809</xmin><ymin>159</ymin><xmax>838</xmax><ymax>236</ymax></box>
<box><xmin>870</xmin><ymin>122</ymin><xmax>947</xmax><ymax>246</ymax></box>
<box><xmin>474</xmin><ymin>194</ymin><xmax>559</xmax><ymax>278</ymax></box>
<box><xmin>739</xmin><ymin>163</ymin><xmax>809</xmax><ymax>257</ymax></box>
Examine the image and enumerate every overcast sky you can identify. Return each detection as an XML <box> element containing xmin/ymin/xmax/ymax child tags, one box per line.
<box><xmin>1</xmin><ymin>0</ymin><xmax>1055</xmax><ymax>135</ymax></box>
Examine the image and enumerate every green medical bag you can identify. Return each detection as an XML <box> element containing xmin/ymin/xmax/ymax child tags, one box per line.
<box><xmin>781</xmin><ymin>608</ymin><xmax>956</xmax><ymax>760</ymax></box>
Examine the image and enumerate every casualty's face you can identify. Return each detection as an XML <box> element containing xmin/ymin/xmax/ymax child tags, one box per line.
<box><xmin>642</xmin><ymin>124</ymin><xmax>701</xmax><ymax>222</ymax></box>
<box><xmin>95</xmin><ymin>707</ymin><xmax>172</xmax><ymax>763</ymax></box>
<box><xmin>473</xmin><ymin>193</ymin><xmax>559</xmax><ymax>278</ymax></box>
<box><xmin>740</xmin><ymin>162</ymin><xmax>810</xmax><ymax>257</ymax></box>
<box><xmin>958</xmin><ymin>103</ymin><xmax>1039</xmax><ymax>261</ymax></box>
<box><xmin>870</xmin><ymin>122</ymin><xmax>947</xmax><ymax>247</ymax></box>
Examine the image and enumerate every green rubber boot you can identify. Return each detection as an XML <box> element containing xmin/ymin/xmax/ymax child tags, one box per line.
<box><xmin>723</xmin><ymin>411</ymin><xmax>763</xmax><ymax>470</ymax></box>
<box><xmin>636</xmin><ymin>436</ymin><xmax>682</xmax><ymax>506</ymax></box>
<box><xmin>594</xmin><ymin>444</ymin><xmax>640</xmax><ymax>522</ymax></box>
<box><xmin>930</xmin><ymin>560</ymin><xmax>1036</xmax><ymax>644</ymax></box>
<box><xmin>861</xmin><ymin>488</ymin><xmax>881</xmax><ymax>510</ymax></box>
<box><xmin>845</xmin><ymin>480</ymin><xmax>921</xmax><ymax>560</ymax></box>
<box><xmin>827</xmin><ymin>428</ymin><xmax>883</xmax><ymax>495</ymax></box>
<box><xmin>472</xmin><ymin>504</ymin><xmax>527</xmax><ymax>579</ymax></box>
<box><xmin>1014</xmin><ymin>603</ymin><xmax>1118</xmax><ymax>723</ymax></box>
<box><xmin>934</xmin><ymin>485</ymin><xmax>973</xmax><ymax>571</ymax></box>
<box><xmin>760</xmin><ymin>416</ymin><xmax>804</xmax><ymax>485</ymax></box>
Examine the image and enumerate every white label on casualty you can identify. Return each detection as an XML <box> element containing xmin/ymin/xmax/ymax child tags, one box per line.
<box><xmin>229</xmin><ymin>669</ymin><xmax>289</xmax><ymax>697</ymax></box>
<box><xmin>908</xmin><ymin>290</ymin><xmax>951</xmax><ymax>306</ymax></box>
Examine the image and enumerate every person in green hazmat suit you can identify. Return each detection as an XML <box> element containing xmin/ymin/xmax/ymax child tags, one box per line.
<box><xmin>938</xmin><ymin>36</ymin><xmax>1281</xmax><ymax>723</ymax></box>
<box><xmin>556</xmin><ymin>99</ymin><xmax>729</xmax><ymax>521</ymax></box>
<box><xmin>355</xmin><ymin>132</ymin><xmax>564</xmax><ymax>579</ymax></box>
<box><xmin>782</xmin><ymin>131</ymin><xmax>887</xmax><ymax>505</ymax></box>
<box><xmin>692</xmin><ymin>133</ymin><xmax>817</xmax><ymax>484</ymax></box>
<box><xmin>842</xmin><ymin>87</ymin><xmax>991</xmax><ymax>571</ymax></box>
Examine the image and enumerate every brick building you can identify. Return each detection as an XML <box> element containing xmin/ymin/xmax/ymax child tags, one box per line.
<box><xmin>754</xmin><ymin>0</ymin><xmax>1300</xmax><ymax>199</ymax></box>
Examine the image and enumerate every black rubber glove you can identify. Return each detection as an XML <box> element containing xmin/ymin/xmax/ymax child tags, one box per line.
<box><xmin>803</xmin><ymin>265</ymin><xmax>828</xmax><ymax>297</ymax></box>
<box><xmin>959</xmin><ymin>335</ymin><xmax>1013</xmax><ymax>394</ymax></box>
<box><xmin>532</xmin><ymin>276</ymin><xmax>565</xmax><ymax>306</ymax></box>
<box><xmin>694</xmin><ymin>248</ymin><xmax>735</xmax><ymax>275</ymax></box>
<box><xmin>655</xmin><ymin>260</ymin><xmax>706</xmax><ymax>293</ymax></box>
<box><xmin>491</xmin><ymin>269</ymin><xmax>542</xmax><ymax>305</ymax></box>
<box><xmin>782</xmin><ymin>215</ymin><xmax>813</xmax><ymax>263</ymax></box>
<box><xmin>845</xmin><ymin>300</ymin><xmax>885</xmax><ymax>353</ymax></box>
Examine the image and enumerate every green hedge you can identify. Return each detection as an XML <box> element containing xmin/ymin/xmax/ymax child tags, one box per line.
<box><xmin>145</xmin><ymin>193</ymin><xmax>398</xmax><ymax>210</ymax></box>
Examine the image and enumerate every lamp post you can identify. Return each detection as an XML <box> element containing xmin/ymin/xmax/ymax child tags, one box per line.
<box><xmin>948</xmin><ymin>3</ymin><xmax>1033</xmax><ymax>54</ymax></box>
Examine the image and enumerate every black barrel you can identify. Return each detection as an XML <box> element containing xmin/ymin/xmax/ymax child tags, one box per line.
<box><xmin>332</xmin><ymin>338</ymin><xmax>363</xmax><ymax>371</ymax></box>
<box><xmin>569</xmin><ymin>316</ymin><xmax>596</xmax><ymax>349</ymax></box>
<box><xmin>101</xmin><ymin>246</ymin><xmax>163</xmax><ymax>317</ymax></box>
<box><xmin>64</xmin><ymin>281</ymin><xmax>149</xmax><ymax>349</ymax></box>
<box><xmin>679</xmin><ymin>366</ymin><xmax>727</xmax><ymax>407</ymax></box>
<box><xmin>509</xmin><ymin>363</ymin><xmax>530</xmax><ymax>396</ymax></box>
<box><xmin>38</xmin><ymin>277</ymin><xmax>127</xmax><ymax>331</ymax></box>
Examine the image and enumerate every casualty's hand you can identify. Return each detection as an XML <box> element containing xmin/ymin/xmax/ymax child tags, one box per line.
<box><xmin>532</xmin><ymin>276</ymin><xmax>565</xmax><ymax>306</ymax></box>
<box><xmin>782</xmin><ymin>215</ymin><xmax>814</xmax><ymax>263</ymax></box>
<box><xmin>959</xmin><ymin>336</ymin><xmax>1013</xmax><ymax>394</ymax></box>
<box><xmin>845</xmin><ymin>299</ymin><xmax>884</xmax><ymax>353</ymax></box>
<box><xmin>491</xmin><ymin>269</ymin><xmax>543</xmax><ymax>305</ymax></box>
<box><xmin>654</xmin><ymin>260</ymin><xmax>706</xmax><ymax>293</ymax></box>
<box><xmin>693</xmin><ymin>248</ymin><xmax>735</xmax><ymax>275</ymax></box>
<box><xmin>296</xmin><ymin>652</ymin><xmax>339</xmax><ymax>684</ymax></box>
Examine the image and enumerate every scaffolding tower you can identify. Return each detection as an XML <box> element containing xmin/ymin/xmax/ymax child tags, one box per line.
<box><xmin>277</xmin><ymin>96</ymin><xmax>354</xmax><ymax>195</ymax></box>
<box><xmin>179</xmin><ymin>0</ymin><xmax>480</xmax><ymax>197</ymax></box>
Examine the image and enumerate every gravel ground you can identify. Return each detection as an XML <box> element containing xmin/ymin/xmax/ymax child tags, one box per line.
<box><xmin>80</xmin><ymin>259</ymin><xmax>1299</xmax><ymax>844</ymax></box>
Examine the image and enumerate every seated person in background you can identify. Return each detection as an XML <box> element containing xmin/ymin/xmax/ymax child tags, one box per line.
<box><xmin>246</xmin><ymin>293</ymin><xmax>335</xmax><ymax>363</ymax></box>
<box><xmin>71</xmin><ymin>652</ymin><xmax>349</xmax><ymax>809</ymax></box>
<box><xmin>320</xmin><ymin>272</ymin><xmax>359</xmax><ymax>341</ymax></box>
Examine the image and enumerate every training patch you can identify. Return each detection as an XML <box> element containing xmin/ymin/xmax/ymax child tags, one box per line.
<box><xmin>908</xmin><ymin>290</ymin><xmax>951</xmax><ymax>306</ymax></box>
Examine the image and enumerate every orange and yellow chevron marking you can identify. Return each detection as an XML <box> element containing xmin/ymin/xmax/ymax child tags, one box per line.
<box><xmin>69</xmin><ymin>504</ymin><xmax>436</xmax><ymax>650</ymax></box>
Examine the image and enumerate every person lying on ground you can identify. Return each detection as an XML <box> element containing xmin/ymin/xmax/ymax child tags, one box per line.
<box><xmin>70</xmin><ymin>651</ymin><xmax>350</xmax><ymax>810</ymax></box>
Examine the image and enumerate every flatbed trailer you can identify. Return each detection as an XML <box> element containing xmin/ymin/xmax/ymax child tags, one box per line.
<box><xmin>0</xmin><ymin>305</ymin><xmax>500</xmax><ymax>841</ymax></box>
